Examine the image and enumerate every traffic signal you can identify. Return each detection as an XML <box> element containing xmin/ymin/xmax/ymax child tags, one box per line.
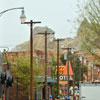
<box><xmin>6</xmin><ymin>76</ymin><xmax>13</xmax><ymax>87</ymax></box>
<box><xmin>1</xmin><ymin>72</ymin><xmax>6</xmax><ymax>84</ymax></box>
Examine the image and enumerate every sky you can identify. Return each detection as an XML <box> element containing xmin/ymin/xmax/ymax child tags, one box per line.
<box><xmin>0</xmin><ymin>0</ymin><xmax>84</xmax><ymax>50</ymax></box>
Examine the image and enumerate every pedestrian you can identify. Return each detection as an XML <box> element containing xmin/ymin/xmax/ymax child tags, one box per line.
<box><xmin>2</xmin><ymin>91</ymin><xmax>5</xmax><ymax>100</ymax></box>
<box><xmin>65</xmin><ymin>96</ymin><xmax>68</xmax><ymax>100</ymax></box>
<box><xmin>49</xmin><ymin>95</ymin><xmax>52</xmax><ymax>100</ymax></box>
<box><xmin>74</xmin><ymin>93</ymin><xmax>77</xmax><ymax>100</ymax></box>
<box><xmin>56</xmin><ymin>96</ymin><xmax>60</xmax><ymax>100</ymax></box>
<box><xmin>67</xmin><ymin>97</ymin><xmax>70</xmax><ymax>100</ymax></box>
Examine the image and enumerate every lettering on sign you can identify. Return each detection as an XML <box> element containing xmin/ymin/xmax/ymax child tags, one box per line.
<box><xmin>59</xmin><ymin>75</ymin><xmax>73</xmax><ymax>81</ymax></box>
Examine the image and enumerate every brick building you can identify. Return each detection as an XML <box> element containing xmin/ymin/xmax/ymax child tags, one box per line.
<box><xmin>3</xmin><ymin>49</ymin><xmax>56</xmax><ymax>100</ymax></box>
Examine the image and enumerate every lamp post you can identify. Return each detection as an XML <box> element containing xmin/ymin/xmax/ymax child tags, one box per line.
<box><xmin>0</xmin><ymin>49</ymin><xmax>13</xmax><ymax>100</ymax></box>
<box><xmin>79</xmin><ymin>55</ymin><xmax>83</xmax><ymax>82</ymax></box>
<box><xmin>89</xmin><ymin>61</ymin><xmax>93</xmax><ymax>81</ymax></box>
<box><xmin>70</xmin><ymin>48</ymin><xmax>75</xmax><ymax>100</ymax></box>
<box><xmin>62</xmin><ymin>47</ymin><xmax>72</xmax><ymax>97</ymax></box>
<box><xmin>20</xmin><ymin>13</ymin><xmax>41</xmax><ymax>100</ymax></box>
<box><xmin>93</xmin><ymin>65</ymin><xmax>96</xmax><ymax>81</ymax></box>
<box><xmin>0</xmin><ymin>51</ymin><xmax>4</xmax><ymax>99</ymax></box>
<box><xmin>0</xmin><ymin>47</ymin><xmax>9</xmax><ymax>100</ymax></box>
<box><xmin>54</xmin><ymin>38</ymin><xmax>64</xmax><ymax>96</ymax></box>
<box><xmin>83</xmin><ymin>57</ymin><xmax>88</xmax><ymax>81</ymax></box>
<box><xmin>37</xmin><ymin>31</ymin><xmax>54</xmax><ymax>100</ymax></box>
<box><xmin>0</xmin><ymin>7</ymin><xmax>24</xmax><ymax>100</ymax></box>
<box><xmin>4</xmin><ymin>50</ymin><xmax>10</xmax><ymax>100</ymax></box>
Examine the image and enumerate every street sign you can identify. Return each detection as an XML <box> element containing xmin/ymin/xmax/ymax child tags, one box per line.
<box><xmin>59</xmin><ymin>75</ymin><xmax>73</xmax><ymax>81</ymax></box>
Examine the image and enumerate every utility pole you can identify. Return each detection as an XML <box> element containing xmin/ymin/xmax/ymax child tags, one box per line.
<box><xmin>62</xmin><ymin>47</ymin><xmax>71</xmax><ymax>97</ymax></box>
<box><xmin>72</xmin><ymin>56</ymin><xmax>75</xmax><ymax>100</ymax></box>
<box><xmin>38</xmin><ymin>31</ymin><xmax>54</xmax><ymax>100</ymax></box>
<box><xmin>21</xmin><ymin>20</ymin><xmax>41</xmax><ymax>100</ymax></box>
<box><xmin>55</xmin><ymin>39</ymin><xmax>64</xmax><ymax>96</ymax></box>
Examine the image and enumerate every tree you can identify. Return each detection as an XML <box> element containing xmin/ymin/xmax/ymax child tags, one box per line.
<box><xmin>60</xmin><ymin>52</ymin><xmax>73</xmax><ymax>65</ymax></box>
<box><xmin>49</xmin><ymin>55</ymin><xmax>57</xmax><ymax>98</ymax></box>
<box><xmin>60</xmin><ymin>53</ymin><xmax>88</xmax><ymax>86</ymax></box>
<box><xmin>50</xmin><ymin>55</ymin><xmax>57</xmax><ymax>79</ymax></box>
<box><xmin>73</xmin><ymin>58</ymin><xmax>88</xmax><ymax>86</ymax></box>
<box><xmin>11</xmin><ymin>55</ymin><xmax>44</xmax><ymax>99</ymax></box>
<box><xmin>78</xmin><ymin>0</ymin><xmax>100</xmax><ymax>62</ymax></box>
<box><xmin>60</xmin><ymin>54</ymin><xmax>66</xmax><ymax>65</ymax></box>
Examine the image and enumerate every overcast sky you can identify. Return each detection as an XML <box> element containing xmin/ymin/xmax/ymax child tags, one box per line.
<box><xmin>0</xmin><ymin>0</ymin><xmax>85</xmax><ymax>50</ymax></box>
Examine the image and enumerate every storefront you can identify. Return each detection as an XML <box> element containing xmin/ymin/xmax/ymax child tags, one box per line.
<box><xmin>33</xmin><ymin>77</ymin><xmax>56</xmax><ymax>100</ymax></box>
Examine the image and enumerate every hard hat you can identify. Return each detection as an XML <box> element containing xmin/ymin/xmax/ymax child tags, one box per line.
<box><xmin>65</xmin><ymin>96</ymin><xmax>68</xmax><ymax>99</ymax></box>
<box><xmin>49</xmin><ymin>95</ymin><xmax>52</xmax><ymax>98</ymax></box>
<box><xmin>67</xmin><ymin>97</ymin><xmax>70</xmax><ymax>100</ymax></box>
<box><xmin>57</xmin><ymin>96</ymin><xmax>60</xmax><ymax>98</ymax></box>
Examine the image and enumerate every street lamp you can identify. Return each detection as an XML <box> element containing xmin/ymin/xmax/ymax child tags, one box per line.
<box><xmin>3</xmin><ymin>49</ymin><xmax>13</xmax><ymax>100</ymax></box>
<box><xmin>0</xmin><ymin>7</ymin><xmax>24</xmax><ymax>17</ymax></box>
<box><xmin>0</xmin><ymin>51</ymin><xmax>4</xmax><ymax>99</ymax></box>
<box><xmin>70</xmin><ymin>48</ymin><xmax>75</xmax><ymax>100</ymax></box>
<box><xmin>37</xmin><ymin>30</ymin><xmax>54</xmax><ymax>100</ymax></box>
<box><xmin>0</xmin><ymin>49</ymin><xmax>13</xmax><ymax>100</ymax></box>
<box><xmin>54</xmin><ymin>38</ymin><xmax>64</xmax><ymax>97</ymax></box>
<box><xmin>79</xmin><ymin>55</ymin><xmax>83</xmax><ymax>82</ymax></box>
<box><xmin>79</xmin><ymin>55</ymin><xmax>88</xmax><ymax>81</ymax></box>
<box><xmin>0</xmin><ymin>47</ymin><xmax>9</xmax><ymax>99</ymax></box>
<box><xmin>20</xmin><ymin>13</ymin><xmax>41</xmax><ymax>100</ymax></box>
<box><xmin>89</xmin><ymin>60</ymin><xmax>93</xmax><ymax>81</ymax></box>
<box><xmin>62</xmin><ymin>47</ymin><xmax>73</xmax><ymax>97</ymax></box>
<box><xmin>0</xmin><ymin>7</ymin><xmax>25</xmax><ymax>100</ymax></box>
<box><xmin>93</xmin><ymin>64</ymin><xmax>96</xmax><ymax>81</ymax></box>
<box><xmin>83</xmin><ymin>57</ymin><xmax>88</xmax><ymax>81</ymax></box>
